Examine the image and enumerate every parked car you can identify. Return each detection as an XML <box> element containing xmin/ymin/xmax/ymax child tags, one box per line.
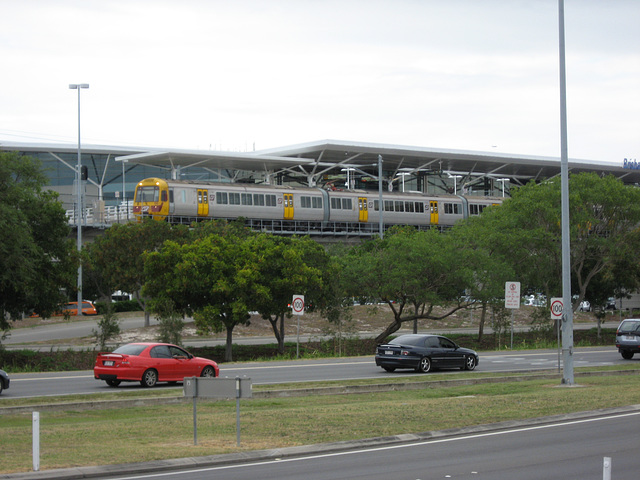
<box><xmin>0</xmin><ymin>369</ymin><xmax>10</xmax><ymax>395</ymax></box>
<box><xmin>31</xmin><ymin>301</ymin><xmax>98</xmax><ymax>317</ymax></box>
<box><xmin>375</xmin><ymin>334</ymin><xmax>479</xmax><ymax>373</ymax></box>
<box><xmin>615</xmin><ymin>319</ymin><xmax>640</xmax><ymax>359</ymax></box>
<box><xmin>94</xmin><ymin>342</ymin><xmax>219</xmax><ymax>387</ymax></box>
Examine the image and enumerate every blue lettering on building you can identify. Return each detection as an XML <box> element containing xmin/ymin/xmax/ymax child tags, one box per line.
<box><xmin>623</xmin><ymin>158</ymin><xmax>639</xmax><ymax>170</ymax></box>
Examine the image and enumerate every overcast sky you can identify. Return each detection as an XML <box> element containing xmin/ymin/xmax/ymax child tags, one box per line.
<box><xmin>1</xmin><ymin>0</ymin><xmax>638</xmax><ymax>164</ymax></box>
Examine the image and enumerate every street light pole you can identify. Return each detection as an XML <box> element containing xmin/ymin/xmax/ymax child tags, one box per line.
<box><xmin>69</xmin><ymin>83</ymin><xmax>89</xmax><ymax>313</ymax></box>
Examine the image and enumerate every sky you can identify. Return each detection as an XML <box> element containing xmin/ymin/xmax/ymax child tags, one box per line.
<box><xmin>1</xmin><ymin>0</ymin><xmax>638</xmax><ymax>164</ymax></box>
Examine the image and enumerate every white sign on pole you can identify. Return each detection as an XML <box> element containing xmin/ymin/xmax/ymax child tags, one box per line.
<box><xmin>550</xmin><ymin>297</ymin><xmax>563</xmax><ymax>320</ymax></box>
<box><xmin>505</xmin><ymin>282</ymin><xmax>521</xmax><ymax>309</ymax></box>
<box><xmin>291</xmin><ymin>295</ymin><xmax>305</xmax><ymax>316</ymax></box>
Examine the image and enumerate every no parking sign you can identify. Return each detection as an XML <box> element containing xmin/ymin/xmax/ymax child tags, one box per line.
<box><xmin>291</xmin><ymin>295</ymin><xmax>305</xmax><ymax>316</ymax></box>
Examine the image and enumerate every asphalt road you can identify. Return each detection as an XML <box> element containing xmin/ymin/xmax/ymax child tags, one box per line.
<box><xmin>48</xmin><ymin>409</ymin><xmax>640</xmax><ymax>480</ymax></box>
<box><xmin>3</xmin><ymin>347</ymin><xmax>633</xmax><ymax>399</ymax></box>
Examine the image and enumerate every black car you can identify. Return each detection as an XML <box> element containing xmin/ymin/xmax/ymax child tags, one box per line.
<box><xmin>375</xmin><ymin>334</ymin><xmax>479</xmax><ymax>373</ymax></box>
<box><xmin>0</xmin><ymin>369</ymin><xmax>10</xmax><ymax>395</ymax></box>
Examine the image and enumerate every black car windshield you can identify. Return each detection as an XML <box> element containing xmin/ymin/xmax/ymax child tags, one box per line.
<box><xmin>619</xmin><ymin>320</ymin><xmax>640</xmax><ymax>333</ymax></box>
<box><xmin>113</xmin><ymin>344</ymin><xmax>147</xmax><ymax>356</ymax></box>
<box><xmin>389</xmin><ymin>336</ymin><xmax>427</xmax><ymax>346</ymax></box>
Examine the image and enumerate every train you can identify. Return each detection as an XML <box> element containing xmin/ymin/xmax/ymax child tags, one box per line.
<box><xmin>132</xmin><ymin>177</ymin><xmax>502</xmax><ymax>231</ymax></box>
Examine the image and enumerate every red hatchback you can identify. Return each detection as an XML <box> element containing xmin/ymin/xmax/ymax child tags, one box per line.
<box><xmin>94</xmin><ymin>343</ymin><xmax>219</xmax><ymax>388</ymax></box>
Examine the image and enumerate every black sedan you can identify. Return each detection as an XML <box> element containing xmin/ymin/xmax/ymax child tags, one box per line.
<box><xmin>375</xmin><ymin>334</ymin><xmax>479</xmax><ymax>373</ymax></box>
<box><xmin>0</xmin><ymin>369</ymin><xmax>10</xmax><ymax>395</ymax></box>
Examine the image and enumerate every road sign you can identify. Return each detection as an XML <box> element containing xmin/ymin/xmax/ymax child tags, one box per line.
<box><xmin>292</xmin><ymin>295</ymin><xmax>305</xmax><ymax>316</ymax></box>
<box><xmin>505</xmin><ymin>282</ymin><xmax>521</xmax><ymax>309</ymax></box>
<box><xmin>550</xmin><ymin>297</ymin><xmax>563</xmax><ymax>319</ymax></box>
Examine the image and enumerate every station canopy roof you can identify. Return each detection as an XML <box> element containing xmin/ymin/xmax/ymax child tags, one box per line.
<box><xmin>115</xmin><ymin>139</ymin><xmax>640</xmax><ymax>187</ymax></box>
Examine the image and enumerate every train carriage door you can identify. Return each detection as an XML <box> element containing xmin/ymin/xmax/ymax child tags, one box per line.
<box><xmin>430</xmin><ymin>200</ymin><xmax>439</xmax><ymax>225</ymax></box>
<box><xmin>284</xmin><ymin>193</ymin><xmax>294</xmax><ymax>220</ymax></box>
<box><xmin>197</xmin><ymin>189</ymin><xmax>209</xmax><ymax>217</ymax></box>
<box><xmin>358</xmin><ymin>197</ymin><xmax>368</xmax><ymax>222</ymax></box>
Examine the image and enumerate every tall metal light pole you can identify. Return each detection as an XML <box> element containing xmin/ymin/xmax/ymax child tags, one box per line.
<box><xmin>558</xmin><ymin>1</ymin><xmax>574</xmax><ymax>385</ymax></box>
<box><xmin>69</xmin><ymin>83</ymin><xmax>89</xmax><ymax>313</ymax></box>
<box><xmin>378</xmin><ymin>155</ymin><xmax>384</xmax><ymax>239</ymax></box>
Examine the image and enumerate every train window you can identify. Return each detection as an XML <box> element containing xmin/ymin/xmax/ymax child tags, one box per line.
<box><xmin>373</xmin><ymin>200</ymin><xmax>379</xmax><ymax>211</ymax></box>
<box><xmin>301</xmin><ymin>196</ymin><xmax>311</xmax><ymax>208</ymax></box>
<box><xmin>342</xmin><ymin>198</ymin><xmax>352</xmax><ymax>210</ymax></box>
<box><xmin>136</xmin><ymin>186</ymin><xmax>159</xmax><ymax>203</ymax></box>
<box><xmin>395</xmin><ymin>201</ymin><xmax>404</xmax><ymax>212</ymax></box>
<box><xmin>229</xmin><ymin>193</ymin><xmax>240</xmax><ymax>205</ymax></box>
<box><xmin>469</xmin><ymin>204</ymin><xmax>487</xmax><ymax>215</ymax></box>
<box><xmin>180</xmin><ymin>190</ymin><xmax>186</xmax><ymax>203</ymax></box>
<box><xmin>241</xmin><ymin>193</ymin><xmax>252</xmax><ymax>206</ymax></box>
<box><xmin>216</xmin><ymin>192</ymin><xmax>228</xmax><ymax>205</ymax></box>
<box><xmin>384</xmin><ymin>200</ymin><xmax>393</xmax><ymax>212</ymax></box>
<box><xmin>266</xmin><ymin>194</ymin><xmax>276</xmax><ymax>207</ymax></box>
<box><xmin>405</xmin><ymin>202</ymin><xmax>414</xmax><ymax>213</ymax></box>
<box><xmin>444</xmin><ymin>203</ymin><xmax>461</xmax><ymax>214</ymax></box>
<box><xmin>331</xmin><ymin>198</ymin><xmax>341</xmax><ymax>209</ymax></box>
<box><xmin>254</xmin><ymin>194</ymin><xmax>265</xmax><ymax>206</ymax></box>
<box><xmin>416</xmin><ymin>202</ymin><xmax>424</xmax><ymax>213</ymax></box>
<box><xmin>312</xmin><ymin>197</ymin><xmax>323</xmax><ymax>208</ymax></box>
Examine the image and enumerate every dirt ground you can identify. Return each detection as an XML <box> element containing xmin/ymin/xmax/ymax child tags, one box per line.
<box><xmin>14</xmin><ymin>303</ymin><xmax>619</xmax><ymax>346</ymax></box>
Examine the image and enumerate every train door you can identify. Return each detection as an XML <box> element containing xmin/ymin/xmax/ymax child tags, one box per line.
<box><xmin>358</xmin><ymin>197</ymin><xmax>368</xmax><ymax>222</ymax></box>
<box><xmin>430</xmin><ymin>200</ymin><xmax>439</xmax><ymax>225</ymax></box>
<box><xmin>284</xmin><ymin>193</ymin><xmax>294</xmax><ymax>220</ymax></box>
<box><xmin>197</xmin><ymin>189</ymin><xmax>209</xmax><ymax>217</ymax></box>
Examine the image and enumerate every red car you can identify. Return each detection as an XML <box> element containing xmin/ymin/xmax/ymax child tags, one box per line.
<box><xmin>94</xmin><ymin>343</ymin><xmax>219</xmax><ymax>388</ymax></box>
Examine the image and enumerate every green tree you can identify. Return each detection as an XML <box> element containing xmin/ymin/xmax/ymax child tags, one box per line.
<box><xmin>84</xmin><ymin>220</ymin><xmax>189</xmax><ymax>326</ymax></box>
<box><xmin>143</xmin><ymin>232</ymin><xmax>265</xmax><ymax>361</ymax></box>
<box><xmin>251</xmin><ymin>235</ymin><xmax>328</xmax><ymax>353</ymax></box>
<box><xmin>342</xmin><ymin>228</ymin><xmax>475</xmax><ymax>343</ymax></box>
<box><xmin>0</xmin><ymin>152</ymin><xmax>77</xmax><ymax>331</ymax></box>
<box><xmin>468</xmin><ymin>173</ymin><xmax>640</xmax><ymax>313</ymax></box>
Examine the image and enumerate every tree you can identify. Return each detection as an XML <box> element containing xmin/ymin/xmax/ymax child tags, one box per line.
<box><xmin>143</xmin><ymin>232</ymin><xmax>264</xmax><ymax>361</ymax></box>
<box><xmin>469</xmin><ymin>173</ymin><xmax>640</xmax><ymax>313</ymax></box>
<box><xmin>84</xmin><ymin>220</ymin><xmax>189</xmax><ymax>326</ymax></box>
<box><xmin>0</xmin><ymin>152</ymin><xmax>77</xmax><ymax>331</ymax></box>
<box><xmin>251</xmin><ymin>235</ymin><xmax>328</xmax><ymax>353</ymax></box>
<box><xmin>342</xmin><ymin>227</ymin><xmax>476</xmax><ymax>343</ymax></box>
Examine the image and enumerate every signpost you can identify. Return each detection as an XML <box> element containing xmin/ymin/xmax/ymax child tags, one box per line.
<box><xmin>292</xmin><ymin>295</ymin><xmax>304</xmax><ymax>358</ymax></box>
<box><xmin>550</xmin><ymin>297</ymin><xmax>563</xmax><ymax>372</ymax></box>
<box><xmin>183</xmin><ymin>377</ymin><xmax>252</xmax><ymax>446</ymax></box>
<box><xmin>505</xmin><ymin>282</ymin><xmax>520</xmax><ymax>349</ymax></box>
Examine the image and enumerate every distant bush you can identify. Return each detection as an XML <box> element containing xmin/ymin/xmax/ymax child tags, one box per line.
<box><xmin>95</xmin><ymin>300</ymin><xmax>142</xmax><ymax>314</ymax></box>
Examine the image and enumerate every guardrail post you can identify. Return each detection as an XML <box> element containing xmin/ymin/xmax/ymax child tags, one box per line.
<box><xmin>603</xmin><ymin>457</ymin><xmax>611</xmax><ymax>480</ymax></box>
<box><xmin>32</xmin><ymin>411</ymin><xmax>40</xmax><ymax>471</ymax></box>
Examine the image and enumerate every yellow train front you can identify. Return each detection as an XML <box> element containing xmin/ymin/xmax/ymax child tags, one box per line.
<box><xmin>132</xmin><ymin>178</ymin><xmax>171</xmax><ymax>221</ymax></box>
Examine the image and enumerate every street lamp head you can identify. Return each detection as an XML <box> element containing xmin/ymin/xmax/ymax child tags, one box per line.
<box><xmin>69</xmin><ymin>83</ymin><xmax>90</xmax><ymax>89</ymax></box>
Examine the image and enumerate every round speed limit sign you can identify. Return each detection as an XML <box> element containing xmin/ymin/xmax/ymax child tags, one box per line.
<box><xmin>550</xmin><ymin>297</ymin><xmax>563</xmax><ymax>319</ymax></box>
<box><xmin>292</xmin><ymin>295</ymin><xmax>305</xmax><ymax>316</ymax></box>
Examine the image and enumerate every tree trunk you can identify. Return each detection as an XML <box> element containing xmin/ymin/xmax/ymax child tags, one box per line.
<box><xmin>268</xmin><ymin>313</ymin><xmax>286</xmax><ymax>354</ymax></box>
<box><xmin>225</xmin><ymin>325</ymin><xmax>234</xmax><ymax>362</ymax></box>
<box><xmin>478</xmin><ymin>302</ymin><xmax>487</xmax><ymax>342</ymax></box>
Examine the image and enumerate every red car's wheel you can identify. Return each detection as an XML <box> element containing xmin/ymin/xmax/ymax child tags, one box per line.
<box><xmin>201</xmin><ymin>366</ymin><xmax>216</xmax><ymax>377</ymax></box>
<box><xmin>141</xmin><ymin>369</ymin><xmax>158</xmax><ymax>387</ymax></box>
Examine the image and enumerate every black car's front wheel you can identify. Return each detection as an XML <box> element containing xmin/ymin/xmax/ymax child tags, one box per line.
<box><xmin>382</xmin><ymin>366</ymin><xmax>396</xmax><ymax>372</ymax></box>
<box><xmin>141</xmin><ymin>369</ymin><xmax>158</xmax><ymax>388</ymax></box>
<box><xmin>464</xmin><ymin>355</ymin><xmax>477</xmax><ymax>371</ymax></box>
<box><xmin>416</xmin><ymin>357</ymin><xmax>431</xmax><ymax>373</ymax></box>
<box><xmin>621</xmin><ymin>351</ymin><xmax>634</xmax><ymax>360</ymax></box>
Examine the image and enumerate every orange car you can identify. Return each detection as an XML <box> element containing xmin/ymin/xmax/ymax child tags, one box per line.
<box><xmin>31</xmin><ymin>301</ymin><xmax>98</xmax><ymax>317</ymax></box>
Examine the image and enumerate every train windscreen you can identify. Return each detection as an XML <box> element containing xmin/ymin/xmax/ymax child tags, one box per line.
<box><xmin>135</xmin><ymin>186</ymin><xmax>159</xmax><ymax>203</ymax></box>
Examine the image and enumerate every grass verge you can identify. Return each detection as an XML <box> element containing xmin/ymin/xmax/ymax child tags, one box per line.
<box><xmin>1</xmin><ymin>368</ymin><xmax>639</xmax><ymax>474</ymax></box>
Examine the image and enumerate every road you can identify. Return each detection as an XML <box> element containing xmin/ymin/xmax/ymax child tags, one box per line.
<box><xmin>3</xmin><ymin>347</ymin><xmax>633</xmax><ymax>399</ymax></box>
<box><xmin>101</xmin><ymin>410</ymin><xmax>640</xmax><ymax>480</ymax></box>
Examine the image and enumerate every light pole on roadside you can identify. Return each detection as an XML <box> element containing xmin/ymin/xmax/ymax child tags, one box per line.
<box><xmin>69</xmin><ymin>83</ymin><xmax>89</xmax><ymax>312</ymax></box>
